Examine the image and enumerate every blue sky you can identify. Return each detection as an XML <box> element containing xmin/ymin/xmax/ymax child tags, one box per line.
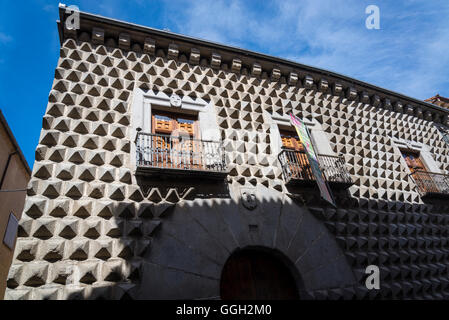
<box><xmin>1</xmin><ymin>0</ymin><xmax>449</xmax><ymax>169</ymax></box>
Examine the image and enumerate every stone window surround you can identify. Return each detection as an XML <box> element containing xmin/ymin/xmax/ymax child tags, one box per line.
<box><xmin>391</xmin><ymin>136</ymin><xmax>442</xmax><ymax>174</ymax></box>
<box><xmin>267</xmin><ymin>112</ymin><xmax>442</xmax><ymax>176</ymax></box>
<box><xmin>129</xmin><ymin>88</ymin><xmax>221</xmax><ymax>170</ymax></box>
<box><xmin>267</xmin><ymin>112</ymin><xmax>336</xmax><ymax>157</ymax></box>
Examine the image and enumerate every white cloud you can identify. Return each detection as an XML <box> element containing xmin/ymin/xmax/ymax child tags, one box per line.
<box><xmin>43</xmin><ymin>4</ymin><xmax>54</xmax><ymax>12</ymax></box>
<box><xmin>0</xmin><ymin>32</ymin><xmax>12</xmax><ymax>44</ymax></box>
<box><xmin>163</xmin><ymin>0</ymin><xmax>449</xmax><ymax>100</ymax></box>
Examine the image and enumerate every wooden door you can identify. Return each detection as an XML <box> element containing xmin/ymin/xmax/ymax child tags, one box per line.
<box><xmin>152</xmin><ymin>113</ymin><xmax>173</xmax><ymax>168</ymax></box>
<box><xmin>220</xmin><ymin>249</ymin><xmax>299</xmax><ymax>300</ymax></box>
<box><xmin>176</xmin><ymin>116</ymin><xmax>201</xmax><ymax>170</ymax></box>
<box><xmin>280</xmin><ymin>129</ymin><xmax>314</xmax><ymax>180</ymax></box>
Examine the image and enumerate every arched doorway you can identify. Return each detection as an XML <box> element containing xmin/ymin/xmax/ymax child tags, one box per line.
<box><xmin>220</xmin><ymin>247</ymin><xmax>300</xmax><ymax>300</ymax></box>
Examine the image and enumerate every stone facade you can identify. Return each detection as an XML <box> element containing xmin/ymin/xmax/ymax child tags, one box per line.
<box><xmin>5</xmin><ymin>5</ymin><xmax>449</xmax><ymax>299</ymax></box>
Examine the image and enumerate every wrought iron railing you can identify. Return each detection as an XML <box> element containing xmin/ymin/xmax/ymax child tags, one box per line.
<box><xmin>317</xmin><ymin>154</ymin><xmax>354</xmax><ymax>185</ymax></box>
<box><xmin>410</xmin><ymin>170</ymin><xmax>449</xmax><ymax>197</ymax></box>
<box><xmin>278</xmin><ymin>149</ymin><xmax>353</xmax><ymax>186</ymax></box>
<box><xmin>136</xmin><ymin>132</ymin><xmax>227</xmax><ymax>173</ymax></box>
<box><xmin>278</xmin><ymin>149</ymin><xmax>314</xmax><ymax>182</ymax></box>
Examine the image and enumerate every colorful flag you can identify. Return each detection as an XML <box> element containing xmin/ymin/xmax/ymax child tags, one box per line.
<box><xmin>290</xmin><ymin>113</ymin><xmax>336</xmax><ymax>207</ymax></box>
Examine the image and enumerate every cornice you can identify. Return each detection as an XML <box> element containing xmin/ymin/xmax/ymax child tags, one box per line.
<box><xmin>57</xmin><ymin>4</ymin><xmax>449</xmax><ymax>127</ymax></box>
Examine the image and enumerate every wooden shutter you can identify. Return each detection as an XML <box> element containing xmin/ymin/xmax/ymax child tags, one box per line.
<box><xmin>153</xmin><ymin>114</ymin><xmax>174</xmax><ymax>134</ymax></box>
<box><xmin>280</xmin><ymin>130</ymin><xmax>304</xmax><ymax>151</ymax></box>
<box><xmin>177</xmin><ymin>117</ymin><xmax>195</xmax><ymax>136</ymax></box>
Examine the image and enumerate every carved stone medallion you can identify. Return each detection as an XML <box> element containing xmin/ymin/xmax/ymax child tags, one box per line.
<box><xmin>240</xmin><ymin>188</ymin><xmax>257</xmax><ymax>210</ymax></box>
<box><xmin>170</xmin><ymin>94</ymin><xmax>182</xmax><ymax>107</ymax></box>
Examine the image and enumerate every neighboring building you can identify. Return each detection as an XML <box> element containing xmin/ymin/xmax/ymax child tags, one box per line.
<box><xmin>425</xmin><ymin>94</ymin><xmax>449</xmax><ymax>110</ymax></box>
<box><xmin>426</xmin><ymin>95</ymin><xmax>449</xmax><ymax>145</ymax></box>
<box><xmin>5</xmin><ymin>5</ymin><xmax>449</xmax><ymax>299</ymax></box>
<box><xmin>0</xmin><ymin>109</ymin><xmax>31</xmax><ymax>299</ymax></box>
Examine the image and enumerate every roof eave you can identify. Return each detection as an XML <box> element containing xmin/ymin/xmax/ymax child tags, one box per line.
<box><xmin>0</xmin><ymin>109</ymin><xmax>32</xmax><ymax>175</ymax></box>
<box><xmin>56</xmin><ymin>4</ymin><xmax>449</xmax><ymax>116</ymax></box>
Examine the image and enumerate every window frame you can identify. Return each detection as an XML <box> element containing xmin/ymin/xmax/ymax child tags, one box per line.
<box><xmin>3</xmin><ymin>212</ymin><xmax>19</xmax><ymax>250</ymax></box>
<box><xmin>400</xmin><ymin>149</ymin><xmax>428</xmax><ymax>173</ymax></box>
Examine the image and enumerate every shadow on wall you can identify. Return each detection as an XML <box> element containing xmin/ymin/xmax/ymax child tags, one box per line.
<box><xmin>63</xmin><ymin>178</ymin><xmax>358</xmax><ymax>300</ymax></box>
<box><xmin>8</xmin><ymin>176</ymin><xmax>449</xmax><ymax>300</ymax></box>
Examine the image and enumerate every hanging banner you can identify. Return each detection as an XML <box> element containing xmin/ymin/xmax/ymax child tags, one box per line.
<box><xmin>290</xmin><ymin>113</ymin><xmax>336</xmax><ymax>207</ymax></box>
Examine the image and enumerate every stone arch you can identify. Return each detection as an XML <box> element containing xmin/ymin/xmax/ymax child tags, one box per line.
<box><xmin>130</xmin><ymin>184</ymin><xmax>357</xmax><ymax>299</ymax></box>
<box><xmin>220</xmin><ymin>246</ymin><xmax>303</xmax><ymax>299</ymax></box>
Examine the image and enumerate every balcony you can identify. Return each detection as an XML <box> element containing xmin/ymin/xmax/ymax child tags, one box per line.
<box><xmin>135</xmin><ymin>132</ymin><xmax>228</xmax><ymax>179</ymax></box>
<box><xmin>278</xmin><ymin>149</ymin><xmax>353</xmax><ymax>188</ymax></box>
<box><xmin>410</xmin><ymin>170</ymin><xmax>449</xmax><ymax>199</ymax></box>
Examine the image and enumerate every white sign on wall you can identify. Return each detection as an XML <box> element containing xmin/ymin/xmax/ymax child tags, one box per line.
<box><xmin>3</xmin><ymin>212</ymin><xmax>19</xmax><ymax>249</ymax></box>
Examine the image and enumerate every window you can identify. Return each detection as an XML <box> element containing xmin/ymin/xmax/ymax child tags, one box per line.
<box><xmin>133</xmin><ymin>90</ymin><xmax>227</xmax><ymax>176</ymax></box>
<box><xmin>279</xmin><ymin>129</ymin><xmax>314</xmax><ymax>180</ymax></box>
<box><xmin>280</xmin><ymin>129</ymin><xmax>304</xmax><ymax>151</ymax></box>
<box><xmin>401</xmin><ymin>150</ymin><xmax>427</xmax><ymax>173</ymax></box>
<box><xmin>150</xmin><ymin>111</ymin><xmax>201</xmax><ymax>169</ymax></box>
<box><xmin>3</xmin><ymin>213</ymin><xmax>19</xmax><ymax>250</ymax></box>
<box><xmin>401</xmin><ymin>149</ymin><xmax>444</xmax><ymax>194</ymax></box>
